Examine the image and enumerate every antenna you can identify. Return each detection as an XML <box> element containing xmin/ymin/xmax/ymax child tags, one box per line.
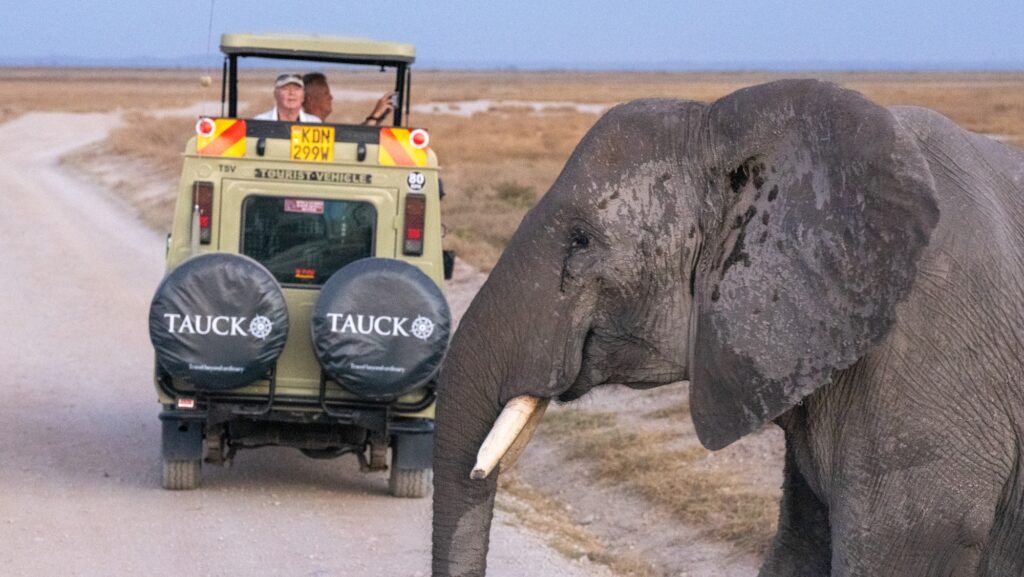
<box><xmin>200</xmin><ymin>0</ymin><xmax>217</xmax><ymax>116</ymax></box>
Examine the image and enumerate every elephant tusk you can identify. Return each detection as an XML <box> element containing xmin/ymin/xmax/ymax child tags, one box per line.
<box><xmin>494</xmin><ymin>396</ymin><xmax>550</xmax><ymax>473</ymax></box>
<box><xmin>471</xmin><ymin>395</ymin><xmax>550</xmax><ymax>480</ymax></box>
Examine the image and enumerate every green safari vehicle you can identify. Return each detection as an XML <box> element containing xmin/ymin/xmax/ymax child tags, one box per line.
<box><xmin>148</xmin><ymin>34</ymin><xmax>453</xmax><ymax>497</ymax></box>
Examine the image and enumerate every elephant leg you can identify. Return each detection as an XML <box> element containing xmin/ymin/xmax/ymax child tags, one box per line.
<box><xmin>825</xmin><ymin>459</ymin><xmax>1006</xmax><ymax>577</ymax></box>
<box><xmin>830</xmin><ymin>509</ymin><xmax>989</xmax><ymax>576</ymax></box>
<box><xmin>758</xmin><ymin>429</ymin><xmax>831</xmax><ymax>577</ymax></box>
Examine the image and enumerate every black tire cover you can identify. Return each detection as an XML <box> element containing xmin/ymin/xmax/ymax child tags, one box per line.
<box><xmin>149</xmin><ymin>253</ymin><xmax>289</xmax><ymax>390</ymax></box>
<box><xmin>311</xmin><ymin>258</ymin><xmax>451</xmax><ymax>400</ymax></box>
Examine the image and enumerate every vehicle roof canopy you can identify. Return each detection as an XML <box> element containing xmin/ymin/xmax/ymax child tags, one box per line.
<box><xmin>220</xmin><ymin>33</ymin><xmax>415</xmax><ymax>65</ymax></box>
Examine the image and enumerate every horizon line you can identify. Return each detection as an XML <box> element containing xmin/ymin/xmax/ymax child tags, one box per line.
<box><xmin>1</xmin><ymin>56</ymin><xmax>1022</xmax><ymax>73</ymax></box>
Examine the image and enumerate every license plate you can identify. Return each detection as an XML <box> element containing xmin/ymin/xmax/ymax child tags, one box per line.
<box><xmin>290</xmin><ymin>126</ymin><xmax>334</xmax><ymax>162</ymax></box>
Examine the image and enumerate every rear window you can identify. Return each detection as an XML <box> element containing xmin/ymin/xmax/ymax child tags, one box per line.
<box><xmin>241</xmin><ymin>196</ymin><xmax>376</xmax><ymax>286</ymax></box>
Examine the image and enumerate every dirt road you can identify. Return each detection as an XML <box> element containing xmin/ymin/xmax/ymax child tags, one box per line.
<box><xmin>0</xmin><ymin>113</ymin><xmax>609</xmax><ymax>577</ymax></box>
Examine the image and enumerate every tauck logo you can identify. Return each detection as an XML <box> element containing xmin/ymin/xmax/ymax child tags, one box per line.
<box><xmin>163</xmin><ymin>314</ymin><xmax>273</xmax><ymax>339</ymax></box>
<box><xmin>326</xmin><ymin>313</ymin><xmax>435</xmax><ymax>340</ymax></box>
<box><xmin>410</xmin><ymin>316</ymin><xmax>435</xmax><ymax>341</ymax></box>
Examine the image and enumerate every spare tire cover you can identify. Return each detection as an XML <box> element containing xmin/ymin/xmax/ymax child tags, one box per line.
<box><xmin>149</xmin><ymin>253</ymin><xmax>289</xmax><ymax>390</ymax></box>
<box><xmin>311</xmin><ymin>258</ymin><xmax>451</xmax><ymax>400</ymax></box>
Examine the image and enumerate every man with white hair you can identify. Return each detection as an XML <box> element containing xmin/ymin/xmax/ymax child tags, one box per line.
<box><xmin>254</xmin><ymin>74</ymin><xmax>321</xmax><ymax>122</ymax></box>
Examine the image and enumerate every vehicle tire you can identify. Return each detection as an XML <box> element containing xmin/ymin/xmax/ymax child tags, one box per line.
<box><xmin>389</xmin><ymin>465</ymin><xmax>431</xmax><ymax>499</ymax></box>
<box><xmin>162</xmin><ymin>459</ymin><xmax>200</xmax><ymax>490</ymax></box>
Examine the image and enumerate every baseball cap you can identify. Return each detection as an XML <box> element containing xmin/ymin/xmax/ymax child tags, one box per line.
<box><xmin>274</xmin><ymin>74</ymin><xmax>304</xmax><ymax>89</ymax></box>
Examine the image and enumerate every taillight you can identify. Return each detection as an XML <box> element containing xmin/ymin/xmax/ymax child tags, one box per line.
<box><xmin>192</xmin><ymin>181</ymin><xmax>214</xmax><ymax>245</ymax></box>
<box><xmin>403</xmin><ymin>193</ymin><xmax>425</xmax><ymax>256</ymax></box>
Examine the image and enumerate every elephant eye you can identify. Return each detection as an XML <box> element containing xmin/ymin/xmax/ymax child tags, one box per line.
<box><xmin>569</xmin><ymin>227</ymin><xmax>590</xmax><ymax>250</ymax></box>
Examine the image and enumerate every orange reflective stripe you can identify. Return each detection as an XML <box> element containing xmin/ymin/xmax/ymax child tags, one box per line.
<box><xmin>379</xmin><ymin>143</ymin><xmax>398</xmax><ymax>166</ymax></box>
<box><xmin>378</xmin><ymin>128</ymin><xmax>428</xmax><ymax>167</ymax></box>
<box><xmin>382</xmin><ymin>129</ymin><xmax>416</xmax><ymax>165</ymax></box>
<box><xmin>197</xmin><ymin>119</ymin><xmax>246</xmax><ymax>157</ymax></box>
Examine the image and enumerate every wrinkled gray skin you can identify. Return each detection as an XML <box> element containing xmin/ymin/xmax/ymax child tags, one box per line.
<box><xmin>432</xmin><ymin>80</ymin><xmax>1024</xmax><ymax>576</ymax></box>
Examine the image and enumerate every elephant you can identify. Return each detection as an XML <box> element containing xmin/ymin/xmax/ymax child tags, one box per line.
<box><xmin>431</xmin><ymin>79</ymin><xmax>1024</xmax><ymax>576</ymax></box>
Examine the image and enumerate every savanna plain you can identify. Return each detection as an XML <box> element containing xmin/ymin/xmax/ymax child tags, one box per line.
<box><xmin>5</xmin><ymin>67</ymin><xmax>1023</xmax><ymax>577</ymax></box>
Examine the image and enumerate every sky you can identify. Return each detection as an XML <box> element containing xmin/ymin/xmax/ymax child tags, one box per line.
<box><xmin>2</xmin><ymin>0</ymin><xmax>1023</xmax><ymax>70</ymax></box>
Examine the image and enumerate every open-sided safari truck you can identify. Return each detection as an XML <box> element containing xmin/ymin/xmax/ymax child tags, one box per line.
<box><xmin>148</xmin><ymin>34</ymin><xmax>452</xmax><ymax>497</ymax></box>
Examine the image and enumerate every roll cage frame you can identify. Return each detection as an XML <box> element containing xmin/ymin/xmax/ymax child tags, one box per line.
<box><xmin>219</xmin><ymin>49</ymin><xmax>412</xmax><ymax>127</ymax></box>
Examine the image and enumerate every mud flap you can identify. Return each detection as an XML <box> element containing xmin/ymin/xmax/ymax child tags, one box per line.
<box><xmin>161</xmin><ymin>415</ymin><xmax>204</xmax><ymax>461</ymax></box>
<box><xmin>394</xmin><ymin>432</ymin><xmax>433</xmax><ymax>470</ymax></box>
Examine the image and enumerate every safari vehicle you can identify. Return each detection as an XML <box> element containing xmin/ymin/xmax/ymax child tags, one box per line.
<box><xmin>148</xmin><ymin>33</ymin><xmax>452</xmax><ymax>497</ymax></box>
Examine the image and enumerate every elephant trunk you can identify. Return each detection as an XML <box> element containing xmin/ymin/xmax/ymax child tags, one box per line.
<box><xmin>432</xmin><ymin>227</ymin><xmax>567</xmax><ymax>576</ymax></box>
<box><xmin>432</xmin><ymin>392</ymin><xmax>548</xmax><ymax>576</ymax></box>
<box><xmin>431</xmin><ymin>307</ymin><xmax>507</xmax><ymax>577</ymax></box>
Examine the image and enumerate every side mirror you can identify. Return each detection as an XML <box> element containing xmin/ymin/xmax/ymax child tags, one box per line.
<box><xmin>443</xmin><ymin>250</ymin><xmax>456</xmax><ymax>280</ymax></box>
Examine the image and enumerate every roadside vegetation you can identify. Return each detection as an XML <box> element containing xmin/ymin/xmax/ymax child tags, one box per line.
<box><xmin>542</xmin><ymin>409</ymin><xmax>778</xmax><ymax>555</ymax></box>
<box><xmin>0</xmin><ymin>68</ymin><xmax>215</xmax><ymax>123</ymax></box>
<box><xmin>10</xmin><ymin>68</ymin><xmax>1020</xmax><ymax>269</ymax></box>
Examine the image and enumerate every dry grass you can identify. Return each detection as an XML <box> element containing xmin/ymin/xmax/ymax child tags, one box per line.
<box><xmin>848</xmin><ymin>80</ymin><xmax>1024</xmax><ymax>143</ymax></box>
<box><xmin>543</xmin><ymin>410</ymin><xmax>778</xmax><ymax>555</ymax></box>
<box><xmin>644</xmin><ymin>398</ymin><xmax>690</xmax><ymax>421</ymax></box>
<box><xmin>498</xmin><ymin>475</ymin><xmax>660</xmax><ymax>577</ymax></box>
<box><xmin>0</xmin><ymin>68</ymin><xmax>221</xmax><ymax>119</ymax></box>
<box><xmin>8</xmin><ymin>68</ymin><xmax>1022</xmax><ymax>270</ymax></box>
<box><xmin>106</xmin><ymin>112</ymin><xmax>196</xmax><ymax>173</ymax></box>
<box><xmin>59</xmin><ymin>112</ymin><xmax>198</xmax><ymax>231</ymax></box>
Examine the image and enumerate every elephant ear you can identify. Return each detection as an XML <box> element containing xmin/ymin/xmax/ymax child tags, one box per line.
<box><xmin>690</xmin><ymin>80</ymin><xmax>939</xmax><ymax>450</ymax></box>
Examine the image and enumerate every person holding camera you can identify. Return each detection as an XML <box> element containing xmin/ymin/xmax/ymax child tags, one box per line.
<box><xmin>302</xmin><ymin>72</ymin><xmax>395</xmax><ymax>125</ymax></box>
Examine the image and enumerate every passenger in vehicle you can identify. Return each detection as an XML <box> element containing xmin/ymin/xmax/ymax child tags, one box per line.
<box><xmin>301</xmin><ymin>72</ymin><xmax>333</xmax><ymax>122</ymax></box>
<box><xmin>254</xmin><ymin>74</ymin><xmax>322</xmax><ymax>122</ymax></box>
<box><xmin>301</xmin><ymin>71</ymin><xmax>396</xmax><ymax>126</ymax></box>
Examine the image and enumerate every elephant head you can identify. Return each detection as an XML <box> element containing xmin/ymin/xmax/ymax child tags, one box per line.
<box><xmin>432</xmin><ymin>79</ymin><xmax>938</xmax><ymax>576</ymax></box>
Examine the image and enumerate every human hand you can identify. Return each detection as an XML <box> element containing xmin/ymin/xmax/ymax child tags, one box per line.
<box><xmin>372</xmin><ymin>91</ymin><xmax>396</xmax><ymax>117</ymax></box>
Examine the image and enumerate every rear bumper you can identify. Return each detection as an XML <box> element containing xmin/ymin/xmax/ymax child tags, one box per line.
<box><xmin>157</xmin><ymin>367</ymin><xmax>435</xmax><ymax>424</ymax></box>
<box><xmin>159</xmin><ymin>401</ymin><xmax>434</xmax><ymax>435</ymax></box>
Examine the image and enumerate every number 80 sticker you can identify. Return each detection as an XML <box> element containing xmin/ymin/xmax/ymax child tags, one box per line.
<box><xmin>407</xmin><ymin>171</ymin><xmax>426</xmax><ymax>192</ymax></box>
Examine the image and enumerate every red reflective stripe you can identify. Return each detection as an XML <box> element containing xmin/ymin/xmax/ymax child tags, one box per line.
<box><xmin>200</xmin><ymin>121</ymin><xmax>246</xmax><ymax>156</ymax></box>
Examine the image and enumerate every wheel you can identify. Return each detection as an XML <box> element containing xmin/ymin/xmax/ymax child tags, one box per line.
<box><xmin>162</xmin><ymin>459</ymin><xmax>201</xmax><ymax>490</ymax></box>
<box><xmin>389</xmin><ymin>466</ymin><xmax>431</xmax><ymax>498</ymax></box>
